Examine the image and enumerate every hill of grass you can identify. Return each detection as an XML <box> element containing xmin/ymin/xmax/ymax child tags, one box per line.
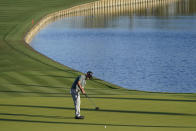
<box><xmin>0</xmin><ymin>0</ymin><xmax>196</xmax><ymax>130</ymax></box>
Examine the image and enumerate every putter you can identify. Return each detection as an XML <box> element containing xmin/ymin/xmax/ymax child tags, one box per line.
<box><xmin>84</xmin><ymin>94</ymin><xmax>100</xmax><ymax>110</ymax></box>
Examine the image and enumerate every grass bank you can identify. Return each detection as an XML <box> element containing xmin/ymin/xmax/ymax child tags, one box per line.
<box><xmin>0</xmin><ymin>0</ymin><xmax>196</xmax><ymax>130</ymax></box>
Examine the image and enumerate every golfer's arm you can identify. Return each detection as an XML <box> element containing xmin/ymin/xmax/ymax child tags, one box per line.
<box><xmin>77</xmin><ymin>81</ymin><xmax>85</xmax><ymax>94</ymax></box>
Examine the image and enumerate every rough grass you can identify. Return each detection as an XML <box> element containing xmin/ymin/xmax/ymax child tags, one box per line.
<box><xmin>0</xmin><ymin>0</ymin><xmax>196</xmax><ymax>130</ymax></box>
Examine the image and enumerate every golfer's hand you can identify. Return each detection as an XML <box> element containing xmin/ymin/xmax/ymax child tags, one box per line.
<box><xmin>80</xmin><ymin>86</ymin><xmax>85</xmax><ymax>94</ymax></box>
<box><xmin>82</xmin><ymin>89</ymin><xmax>86</xmax><ymax>95</ymax></box>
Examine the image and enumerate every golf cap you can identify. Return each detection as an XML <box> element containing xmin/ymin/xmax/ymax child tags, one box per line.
<box><xmin>87</xmin><ymin>71</ymin><xmax>93</xmax><ymax>79</ymax></box>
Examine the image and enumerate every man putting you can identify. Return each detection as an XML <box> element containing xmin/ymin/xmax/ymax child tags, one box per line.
<box><xmin>71</xmin><ymin>71</ymin><xmax>93</xmax><ymax>119</ymax></box>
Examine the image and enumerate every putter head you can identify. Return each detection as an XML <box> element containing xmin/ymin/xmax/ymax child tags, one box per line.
<box><xmin>95</xmin><ymin>107</ymin><xmax>99</xmax><ymax>110</ymax></box>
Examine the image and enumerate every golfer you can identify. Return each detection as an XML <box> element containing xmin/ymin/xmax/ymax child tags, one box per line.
<box><xmin>71</xmin><ymin>71</ymin><xmax>93</xmax><ymax>119</ymax></box>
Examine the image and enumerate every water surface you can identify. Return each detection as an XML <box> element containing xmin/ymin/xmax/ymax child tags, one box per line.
<box><xmin>31</xmin><ymin>0</ymin><xmax>196</xmax><ymax>93</ymax></box>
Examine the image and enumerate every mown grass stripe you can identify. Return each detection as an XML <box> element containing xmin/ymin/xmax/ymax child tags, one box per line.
<box><xmin>1</xmin><ymin>72</ymin><xmax>50</xmax><ymax>96</ymax></box>
<box><xmin>0</xmin><ymin>117</ymin><xmax>195</xmax><ymax>128</ymax></box>
<box><xmin>19</xmin><ymin>73</ymin><xmax>64</xmax><ymax>92</ymax></box>
<box><xmin>0</xmin><ymin>85</ymin><xmax>22</xmax><ymax>97</ymax></box>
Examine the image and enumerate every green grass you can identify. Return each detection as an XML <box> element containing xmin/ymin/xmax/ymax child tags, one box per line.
<box><xmin>0</xmin><ymin>0</ymin><xmax>196</xmax><ymax>130</ymax></box>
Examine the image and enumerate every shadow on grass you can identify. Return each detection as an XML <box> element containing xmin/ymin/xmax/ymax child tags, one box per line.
<box><xmin>0</xmin><ymin>104</ymin><xmax>195</xmax><ymax>116</ymax></box>
<box><xmin>0</xmin><ymin>75</ymin><xmax>55</xmax><ymax>96</ymax></box>
<box><xmin>0</xmin><ymin>113</ymin><xmax>73</xmax><ymax>119</ymax></box>
<box><xmin>2</xmin><ymin>88</ymin><xmax>194</xmax><ymax>103</ymax></box>
<box><xmin>39</xmin><ymin>75</ymin><xmax>75</xmax><ymax>79</ymax></box>
<box><xmin>0</xmin><ymin>90</ymin><xmax>119</xmax><ymax>96</ymax></box>
<box><xmin>8</xmin><ymin>83</ymin><xmax>64</xmax><ymax>89</ymax></box>
<box><xmin>0</xmin><ymin>90</ymin><xmax>65</xmax><ymax>95</ymax></box>
<box><xmin>89</xmin><ymin>96</ymin><xmax>196</xmax><ymax>103</ymax></box>
<box><xmin>0</xmin><ymin>118</ymin><xmax>195</xmax><ymax>128</ymax></box>
<box><xmin>1</xmin><ymin>88</ymin><xmax>195</xmax><ymax>103</ymax></box>
<box><xmin>0</xmin><ymin>86</ymin><xmax>22</xmax><ymax>97</ymax></box>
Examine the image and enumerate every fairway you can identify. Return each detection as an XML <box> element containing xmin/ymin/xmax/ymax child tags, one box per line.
<box><xmin>0</xmin><ymin>0</ymin><xmax>196</xmax><ymax>130</ymax></box>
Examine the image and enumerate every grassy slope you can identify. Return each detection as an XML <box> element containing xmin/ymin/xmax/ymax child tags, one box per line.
<box><xmin>0</xmin><ymin>0</ymin><xmax>196</xmax><ymax>130</ymax></box>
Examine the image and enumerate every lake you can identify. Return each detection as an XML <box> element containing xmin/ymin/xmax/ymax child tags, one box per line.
<box><xmin>30</xmin><ymin>0</ymin><xmax>196</xmax><ymax>93</ymax></box>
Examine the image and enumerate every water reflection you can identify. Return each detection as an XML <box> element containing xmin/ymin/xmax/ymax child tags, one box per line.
<box><xmin>31</xmin><ymin>0</ymin><xmax>196</xmax><ymax>93</ymax></box>
<box><xmin>61</xmin><ymin>0</ymin><xmax>196</xmax><ymax>29</ymax></box>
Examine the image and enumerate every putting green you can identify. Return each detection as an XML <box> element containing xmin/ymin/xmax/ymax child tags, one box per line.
<box><xmin>0</xmin><ymin>0</ymin><xmax>196</xmax><ymax>130</ymax></box>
